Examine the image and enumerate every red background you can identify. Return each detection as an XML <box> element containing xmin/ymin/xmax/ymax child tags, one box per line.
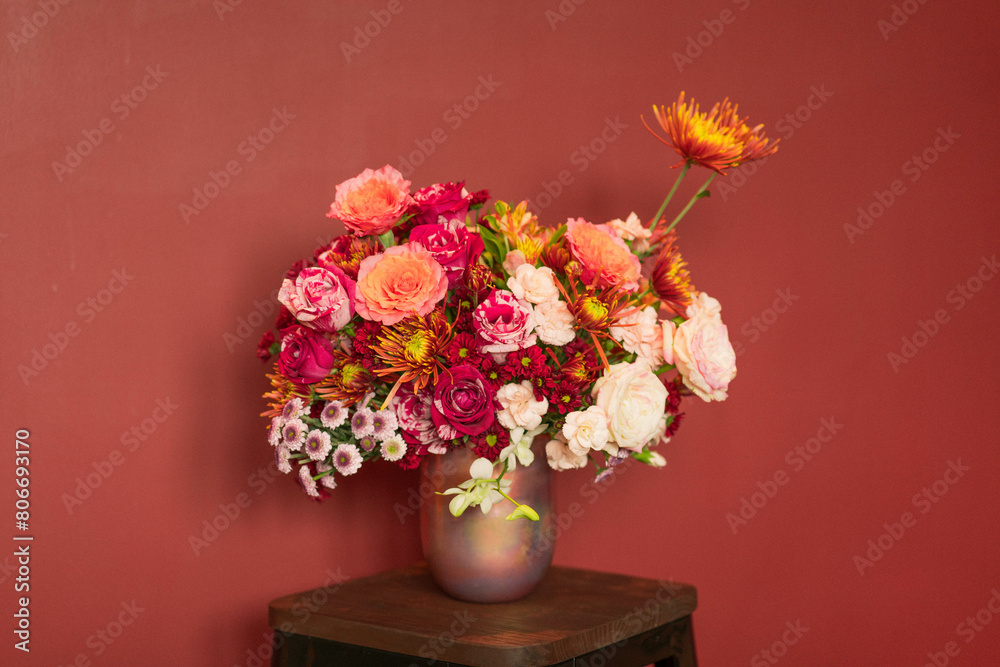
<box><xmin>3</xmin><ymin>0</ymin><xmax>1000</xmax><ymax>665</ymax></box>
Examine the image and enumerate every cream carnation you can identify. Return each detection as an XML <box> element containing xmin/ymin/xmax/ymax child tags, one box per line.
<box><xmin>545</xmin><ymin>436</ymin><xmax>589</xmax><ymax>471</ymax></box>
<box><xmin>606</xmin><ymin>212</ymin><xmax>651</xmax><ymax>242</ymax></box>
<box><xmin>533</xmin><ymin>298</ymin><xmax>576</xmax><ymax>346</ymax></box>
<box><xmin>609</xmin><ymin>305</ymin><xmax>664</xmax><ymax>366</ymax></box>
<box><xmin>562</xmin><ymin>406</ymin><xmax>612</xmax><ymax>456</ymax></box>
<box><xmin>496</xmin><ymin>381</ymin><xmax>548</xmax><ymax>431</ymax></box>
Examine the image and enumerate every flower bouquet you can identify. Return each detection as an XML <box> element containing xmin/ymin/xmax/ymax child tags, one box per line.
<box><xmin>259</xmin><ymin>92</ymin><xmax>778</xmax><ymax>522</ymax></box>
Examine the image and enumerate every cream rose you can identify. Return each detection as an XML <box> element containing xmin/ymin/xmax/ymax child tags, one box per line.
<box><xmin>507</xmin><ymin>264</ymin><xmax>560</xmax><ymax>305</ymax></box>
<box><xmin>673</xmin><ymin>312</ymin><xmax>736</xmax><ymax>402</ymax></box>
<box><xmin>592</xmin><ymin>360</ymin><xmax>669</xmax><ymax>451</ymax></box>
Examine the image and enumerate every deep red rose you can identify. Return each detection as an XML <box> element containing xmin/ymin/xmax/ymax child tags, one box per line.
<box><xmin>410</xmin><ymin>182</ymin><xmax>475</xmax><ymax>227</ymax></box>
<box><xmin>409</xmin><ymin>222</ymin><xmax>485</xmax><ymax>287</ymax></box>
<box><xmin>431</xmin><ymin>365</ymin><xmax>497</xmax><ymax>437</ymax></box>
<box><xmin>277</xmin><ymin>325</ymin><xmax>336</xmax><ymax>384</ymax></box>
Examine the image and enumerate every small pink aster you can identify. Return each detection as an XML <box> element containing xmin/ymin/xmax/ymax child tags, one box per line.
<box><xmin>281</xmin><ymin>418</ymin><xmax>307</xmax><ymax>451</ymax></box>
<box><xmin>268</xmin><ymin>417</ymin><xmax>285</xmax><ymax>447</ymax></box>
<box><xmin>316</xmin><ymin>462</ymin><xmax>338</xmax><ymax>490</ymax></box>
<box><xmin>320</xmin><ymin>401</ymin><xmax>348</xmax><ymax>429</ymax></box>
<box><xmin>371</xmin><ymin>409</ymin><xmax>399</xmax><ymax>441</ymax></box>
<box><xmin>275</xmin><ymin>445</ymin><xmax>292</xmax><ymax>474</ymax></box>
<box><xmin>299</xmin><ymin>465</ymin><xmax>320</xmax><ymax>498</ymax></box>
<box><xmin>351</xmin><ymin>408</ymin><xmax>375</xmax><ymax>438</ymax></box>
<box><xmin>380</xmin><ymin>435</ymin><xmax>406</xmax><ymax>462</ymax></box>
<box><xmin>281</xmin><ymin>397</ymin><xmax>309</xmax><ymax>420</ymax></box>
<box><xmin>332</xmin><ymin>443</ymin><xmax>363</xmax><ymax>476</ymax></box>
<box><xmin>358</xmin><ymin>435</ymin><xmax>377</xmax><ymax>452</ymax></box>
<box><xmin>303</xmin><ymin>429</ymin><xmax>333</xmax><ymax>462</ymax></box>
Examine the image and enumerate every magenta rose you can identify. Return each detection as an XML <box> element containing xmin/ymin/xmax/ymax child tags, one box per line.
<box><xmin>431</xmin><ymin>365</ymin><xmax>497</xmax><ymax>437</ymax></box>
<box><xmin>409</xmin><ymin>182</ymin><xmax>474</xmax><ymax>227</ymax></box>
<box><xmin>277</xmin><ymin>266</ymin><xmax>356</xmax><ymax>332</ymax></box>
<box><xmin>472</xmin><ymin>289</ymin><xmax>537</xmax><ymax>355</ymax></box>
<box><xmin>277</xmin><ymin>325</ymin><xmax>336</xmax><ymax>384</ymax></box>
<box><xmin>408</xmin><ymin>221</ymin><xmax>485</xmax><ymax>287</ymax></box>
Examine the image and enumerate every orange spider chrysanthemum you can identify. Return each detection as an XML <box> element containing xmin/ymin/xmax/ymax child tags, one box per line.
<box><xmin>643</xmin><ymin>92</ymin><xmax>779</xmax><ymax>174</ymax></box>
<box><xmin>370</xmin><ymin>310</ymin><xmax>451</xmax><ymax>402</ymax></box>
<box><xmin>651</xmin><ymin>231</ymin><xmax>695</xmax><ymax>315</ymax></box>
<box><xmin>261</xmin><ymin>366</ymin><xmax>312</xmax><ymax>418</ymax></box>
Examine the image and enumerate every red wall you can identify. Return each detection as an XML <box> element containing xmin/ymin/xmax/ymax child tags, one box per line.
<box><xmin>3</xmin><ymin>1</ymin><xmax>1000</xmax><ymax>665</ymax></box>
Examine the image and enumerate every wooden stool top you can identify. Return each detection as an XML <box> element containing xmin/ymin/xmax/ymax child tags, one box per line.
<box><xmin>269</xmin><ymin>562</ymin><xmax>697</xmax><ymax>667</ymax></box>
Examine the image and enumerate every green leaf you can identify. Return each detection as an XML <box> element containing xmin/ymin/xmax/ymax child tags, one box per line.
<box><xmin>506</xmin><ymin>504</ymin><xmax>540</xmax><ymax>521</ymax></box>
<box><xmin>377</xmin><ymin>231</ymin><xmax>395</xmax><ymax>249</ymax></box>
<box><xmin>695</xmin><ymin>190</ymin><xmax>711</xmax><ymax>199</ymax></box>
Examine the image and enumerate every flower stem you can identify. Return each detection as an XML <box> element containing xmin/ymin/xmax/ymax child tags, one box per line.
<box><xmin>664</xmin><ymin>172</ymin><xmax>716</xmax><ymax>234</ymax></box>
<box><xmin>648</xmin><ymin>162</ymin><xmax>691</xmax><ymax>237</ymax></box>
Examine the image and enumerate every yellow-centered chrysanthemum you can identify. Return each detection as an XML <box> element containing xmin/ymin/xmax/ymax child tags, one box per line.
<box><xmin>643</xmin><ymin>92</ymin><xmax>778</xmax><ymax>174</ymax></box>
<box><xmin>371</xmin><ymin>312</ymin><xmax>450</xmax><ymax>394</ymax></box>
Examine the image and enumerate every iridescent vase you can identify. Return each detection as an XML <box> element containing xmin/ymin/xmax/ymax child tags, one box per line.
<box><xmin>419</xmin><ymin>437</ymin><xmax>554</xmax><ymax>603</ymax></box>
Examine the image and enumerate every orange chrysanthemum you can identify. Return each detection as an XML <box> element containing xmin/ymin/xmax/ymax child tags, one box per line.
<box><xmin>315</xmin><ymin>351</ymin><xmax>373</xmax><ymax>406</ymax></box>
<box><xmin>370</xmin><ymin>310</ymin><xmax>451</xmax><ymax>397</ymax></box>
<box><xmin>643</xmin><ymin>92</ymin><xmax>778</xmax><ymax>174</ymax></box>
<box><xmin>261</xmin><ymin>366</ymin><xmax>311</xmax><ymax>418</ymax></box>
<box><xmin>651</xmin><ymin>231</ymin><xmax>695</xmax><ymax>315</ymax></box>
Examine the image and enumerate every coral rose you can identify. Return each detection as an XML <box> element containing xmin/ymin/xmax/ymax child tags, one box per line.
<box><xmin>564</xmin><ymin>218</ymin><xmax>642</xmax><ymax>292</ymax></box>
<box><xmin>354</xmin><ymin>243</ymin><xmax>448</xmax><ymax>325</ymax></box>
<box><xmin>327</xmin><ymin>165</ymin><xmax>414</xmax><ymax>237</ymax></box>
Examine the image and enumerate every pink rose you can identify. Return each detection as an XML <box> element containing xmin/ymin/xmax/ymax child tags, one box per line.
<box><xmin>409</xmin><ymin>181</ymin><xmax>475</xmax><ymax>227</ymax></box>
<box><xmin>277</xmin><ymin>266</ymin><xmax>356</xmax><ymax>332</ymax></box>
<box><xmin>327</xmin><ymin>165</ymin><xmax>414</xmax><ymax>237</ymax></box>
<box><xmin>277</xmin><ymin>325</ymin><xmax>336</xmax><ymax>384</ymax></box>
<box><xmin>408</xmin><ymin>221</ymin><xmax>485</xmax><ymax>287</ymax></box>
<box><xmin>564</xmin><ymin>218</ymin><xmax>642</xmax><ymax>292</ymax></box>
<box><xmin>431</xmin><ymin>365</ymin><xmax>497</xmax><ymax>437</ymax></box>
<box><xmin>673</xmin><ymin>312</ymin><xmax>736</xmax><ymax>402</ymax></box>
<box><xmin>354</xmin><ymin>243</ymin><xmax>448</xmax><ymax>325</ymax></box>
<box><xmin>393</xmin><ymin>385</ymin><xmax>447</xmax><ymax>451</ymax></box>
<box><xmin>472</xmin><ymin>289</ymin><xmax>537</xmax><ymax>355</ymax></box>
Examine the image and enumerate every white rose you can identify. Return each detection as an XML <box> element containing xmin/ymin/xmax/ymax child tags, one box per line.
<box><xmin>609</xmin><ymin>305</ymin><xmax>664</xmax><ymax>366</ymax></box>
<box><xmin>545</xmin><ymin>436</ymin><xmax>589</xmax><ymax>470</ymax></box>
<box><xmin>496</xmin><ymin>381</ymin><xmax>549</xmax><ymax>430</ymax></box>
<box><xmin>534</xmin><ymin>298</ymin><xmax>576</xmax><ymax>346</ymax></box>
<box><xmin>507</xmin><ymin>264</ymin><xmax>560</xmax><ymax>305</ymax></box>
<box><xmin>673</xmin><ymin>311</ymin><xmax>736</xmax><ymax>402</ymax></box>
<box><xmin>592</xmin><ymin>360</ymin><xmax>669</xmax><ymax>451</ymax></box>
<box><xmin>562</xmin><ymin>406</ymin><xmax>613</xmax><ymax>456</ymax></box>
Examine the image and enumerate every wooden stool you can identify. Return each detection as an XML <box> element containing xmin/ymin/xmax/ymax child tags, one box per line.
<box><xmin>268</xmin><ymin>562</ymin><xmax>698</xmax><ymax>666</ymax></box>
